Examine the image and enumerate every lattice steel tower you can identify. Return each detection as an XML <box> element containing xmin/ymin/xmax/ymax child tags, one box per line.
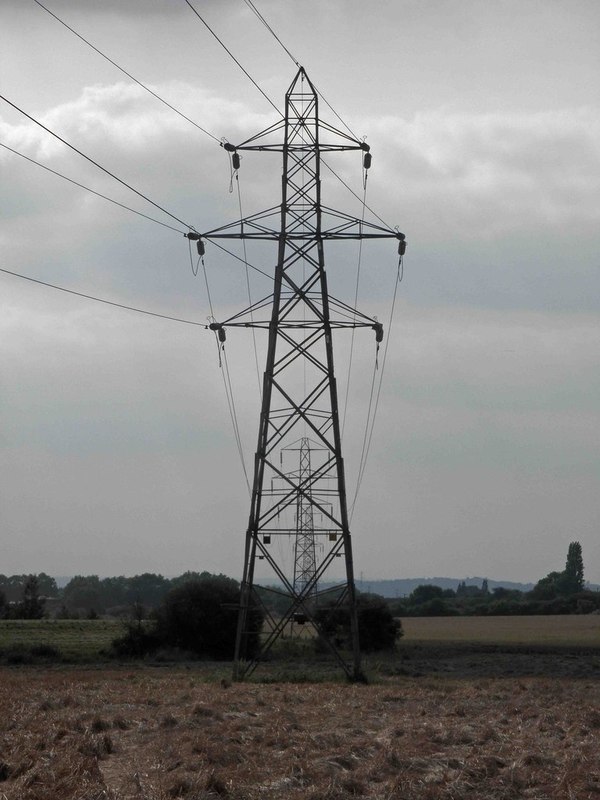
<box><xmin>293</xmin><ymin>437</ymin><xmax>318</xmax><ymax>598</ymax></box>
<box><xmin>191</xmin><ymin>68</ymin><xmax>405</xmax><ymax>680</ymax></box>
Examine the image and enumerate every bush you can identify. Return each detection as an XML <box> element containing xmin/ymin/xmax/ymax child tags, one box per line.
<box><xmin>155</xmin><ymin>576</ymin><xmax>263</xmax><ymax>659</ymax></box>
<box><xmin>111</xmin><ymin>575</ymin><xmax>265</xmax><ymax>661</ymax></box>
<box><xmin>111</xmin><ymin>622</ymin><xmax>162</xmax><ymax>658</ymax></box>
<box><xmin>314</xmin><ymin>594</ymin><xmax>402</xmax><ymax>653</ymax></box>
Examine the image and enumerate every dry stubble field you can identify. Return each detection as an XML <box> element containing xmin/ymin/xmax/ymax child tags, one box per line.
<box><xmin>2</xmin><ymin>665</ymin><xmax>600</xmax><ymax>800</ymax></box>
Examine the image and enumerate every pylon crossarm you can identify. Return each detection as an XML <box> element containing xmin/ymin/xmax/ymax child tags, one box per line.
<box><xmin>222</xmin><ymin>319</ymin><xmax>379</xmax><ymax>331</ymax></box>
<box><xmin>230</xmin><ymin>132</ymin><xmax>367</xmax><ymax>154</ymax></box>
<box><xmin>218</xmin><ymin>292</ymin><xmax>381</xmax><ymax>330</ymax></box>
<box><xmin>233</xmin><ymin>119</ymin><xmax>285</xmax><ymax>149</ymax></box>
<box><xmin>196</xmin><ymin>207</ymin><xmax>402</xmax><ymax>241</ymax></box>
<box><xmin>200</xmin><ymin>224</ymin><xmax>401</xmax><ymax>242</ymax></box>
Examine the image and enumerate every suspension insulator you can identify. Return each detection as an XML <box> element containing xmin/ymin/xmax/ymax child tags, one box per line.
<box><xmin>363</xmin><ymin>152</ymin><xmax>372</xmax><ymax>170</ymax></box>
<box><xmin>232</xmin><ymin>152</ymin><xmax>240</xmax><ymax>170</ymax></box>
<box><xmin>209</xmin><ymin>322</ymin><xmax>227</xmax><ymax>343</ymax></box>
<box><xmin>398</xmin><ymin>239</ymin><xmax>407</xmax><ymax>256</ymax></box>
<box><xmin>373</xmin><ymin>322</ymin><xmax>384</xmax><ymax>343</ymax></box>
<box><xmin>197</xmin><ymin>239</ymin><xmax>205</xmax><ymax>257</ymax></box>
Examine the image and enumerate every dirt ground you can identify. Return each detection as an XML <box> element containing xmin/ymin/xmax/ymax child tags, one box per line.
<box><xmin>2</xmin><ymin>654</ymin><xmax>600</xmax><ymax>799</ymax></box>
<box><xmin>384</xmin><ymin>641</ymin><xmax>600</xmax><ymax>680</ymax></box>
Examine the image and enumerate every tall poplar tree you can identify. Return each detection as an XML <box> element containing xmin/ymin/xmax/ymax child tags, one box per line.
<box><xmin>563</xmin><ymin>541</ymin><xmax>584</xmax><ymax>593</ymax></box>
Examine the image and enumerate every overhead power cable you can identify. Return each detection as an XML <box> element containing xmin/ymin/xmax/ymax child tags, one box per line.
<box><xmin>321</xmin><ymin>159</ymin><xmax>392</xmax><ymax>230</ymax></box>
<box><xmin>184</xmin><ymin>1</ymin><xmax>390</xmax><ymax>229</ymax></box>
<box><xmin>1</xmin><ymin>141</ymin><xmax>273</xmax><ymax>285</ymax></box>
<box><xmin>350</xmin><ymin>253</ymin><xmax>405</xmax><ymax>519</ymax></box>
<box><xmin>0</xmin><ymin>142</ymin><xmax>184</xmax><ymax>234</ymax></box>
<box><xmin>0</xmin><ymin>267</ymin><xmax>206</xmax><ymax>327</ymax></box>
<box><xmin>183</xmin><ymin>0</ymin><xmax>282</xmax><ymax>117</ymax></box>
<box><xmin>233</xmin><ymin>165</ymin><xmax>263</xmax><ymax>398</ymax></box>
<box><xmin>242</xmin><ymin>0</ymin><xmax>300</xmax><ymax>68</ymax></box>
<box><xmin>341</xmin><ymin>178</ymin><xmax>368</xmax><ymax>439</ymax></box>
<box><xmin>221</xmin><ymin>346</ymin><xmax>252</xmax><ymax>495</ymax></box>
<box><xmin>208</xmin><ymin>239</ymin><xmax>272</xmax><ymax>281</ymax></box>
<box><xmin>0</xmin><ymin>93</ymin><xmax>196</xmax><ymax>232</ymax></box>
<box><xmin>241</xmin><ymin>0</ymin><xmax>358</xmax><ymax>141</ymax></box>
<box><xmin>32</xmin><ymin>0</ymin><xmax>221</xmax><ymax>145</ymax></box>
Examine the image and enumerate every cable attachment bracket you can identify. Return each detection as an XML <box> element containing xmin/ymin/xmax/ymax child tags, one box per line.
<box><xmin>185</xmin><ymin>231</ymin><xmax>206</xmax><ymax>256</ymax></box>
<box><xmin>360</xmin><ymin>141</ymin><xmax>372</xmax><ymax>171</ymax></box>
<box><xmin>209</xmin><ymin>321</ymin><xmax>227</xmax><ymax>343</ymax></box>
<box><xmin>223</xmin><ymin>141</ymin><xmax>241</xmax><ymax>170</ymax></box>
<box><xmin>396</xmin><ymin>230</ymin><xmax>407</xmax><ymax>256</ymax></box>
<box><xmin>372</xmin><ymin>321</ymin><xmax>384</xmax><ymax>343</ymax></box>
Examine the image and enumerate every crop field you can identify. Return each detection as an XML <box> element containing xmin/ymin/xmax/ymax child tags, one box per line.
<box><xmin>0</xmin><ymin>619</ymin><xmax>123</xmax><ymax>662</ymax></box>
<box><xmin>401</xmin><ymin>614</ymin><xmax>600</xmax><ymax>647</ymax></box>
<box><xmin>1</xmin><ymin>614</ymin><xmax>600</xmax><ymax>665</ymax></box>
<box><xmin>2</xmin><ymin>666</ymin><xmax>600</xmax><ymax>799</ymax></box>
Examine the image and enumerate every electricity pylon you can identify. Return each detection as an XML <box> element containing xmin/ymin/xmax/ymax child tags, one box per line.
<box><xmin>189</xmin><ymin>68</ymin><xmax>405</xmax><ymax>680</ymax></box>
<box><xmin>293</xmin><ymin>437</ymin><xmax>318</xmax><ymax>599</ymax></box>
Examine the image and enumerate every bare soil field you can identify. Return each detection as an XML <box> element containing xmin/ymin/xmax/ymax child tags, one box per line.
<box><xmin>401</xmin><ymin>615</ymin><xmax>600</xmax><ymax>647</ymax></box>
<box><xmin>2</xmin><ymin>666</ymin><xmax>600</xmax><ymax>799</ymax></box>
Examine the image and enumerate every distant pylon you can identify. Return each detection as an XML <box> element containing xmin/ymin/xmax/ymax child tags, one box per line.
<box><xmin>190</xmin><ymin>68</ymin><xmax>405</xmax><ymax>680</ymax></box>
<box><xmin>293</xmin><ymin>437</ymin><xmax>318</xmax><ymax>600</ymax></box>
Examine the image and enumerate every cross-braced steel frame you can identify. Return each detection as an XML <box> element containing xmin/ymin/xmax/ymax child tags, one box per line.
<box><xmin>191</xmin><ymin>68</ymin><xmax>405</xmax><ymax>680</ymax></box>
<box><xmin>293</xmin><ymin>437</ymin><xmax>318</xmax><ymax>598</ymax></box>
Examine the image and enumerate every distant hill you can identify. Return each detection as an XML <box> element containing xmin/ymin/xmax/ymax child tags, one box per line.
<box><xmin>355</xmin><ymin>577</ymin><xmax>535</xmax><ymax>598</ymax></box>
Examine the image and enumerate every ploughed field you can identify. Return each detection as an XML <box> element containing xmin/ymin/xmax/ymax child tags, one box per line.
<box><xmin>2</xmin><ymin>667</ymin><xmax>600</xmax><ymax>799</ymax></box>
<box><xmin>2</xmin><ymin>612</ymin><xmax>600</xmax><ymax>799</ymax></box>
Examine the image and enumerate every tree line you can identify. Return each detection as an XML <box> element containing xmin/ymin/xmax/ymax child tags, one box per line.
<box><xmin>390</xmin><ymin>542</ymin><xmax>595</xmax><ymax>617</ymax></box>
<box><xmin>0</xmin><ymin>571</ymin><xmax>226</xmax><ymax>620</ymax></box>
<box><xmin>1</xmin><ymin>541</ymin><xmax>592</xmax><ymax>622</ymax></box>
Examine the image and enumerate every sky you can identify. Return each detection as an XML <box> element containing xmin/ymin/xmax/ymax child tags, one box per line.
<box><xmin>1</xmin><ymin>0</ymin><xmax>599</xmax><ymax>585</ymax></box>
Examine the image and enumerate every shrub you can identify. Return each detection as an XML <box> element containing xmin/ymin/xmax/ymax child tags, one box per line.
<box><xmin>155</xmin><ymin>576</ymin><xmax>264</xmax><ymax>659</ymax></box>
<box><xmin>314</xmin><ymin>594</ymin><xmax>402</xmax><ymax>653</ymax></box>
<box><xmin>111</xmin><ymin>575</ymin><xmax>264</xmax><ymax>661</ymax></box>
<box><xmin>111</xmin><ymin>621</ymin><xmax>162</xmax><ymax>658</ymax></box>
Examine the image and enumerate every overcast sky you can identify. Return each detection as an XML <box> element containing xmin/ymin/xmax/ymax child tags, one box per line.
<box><xmin>1</xmin><ymin>0</ymin><xmax>599</xmax><ymax>585</ymax></box>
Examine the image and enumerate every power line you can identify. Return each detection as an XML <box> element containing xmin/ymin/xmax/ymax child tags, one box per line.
<box><xmin>0</xmin><ymin>93</ymin><xmax>196</xmax><ymax>232</ymax></box>
<box><xmin>242</xmin><ymin>0</ymin><xmax>300</xmax><ymax>68</ymax></box>
<box><xmin>234</xmin><ymin>168</ymin><xmax>263</xmax><ymax>399</ymax></box>
<box><xmin>221</xmin><ymin>345</ymin><xmax>252</xmax><ymax>495</ymax></box>
<box><xmin>321</xmin><ymin>159</ymin><xmax>393</xmax><ymax>230</ymax></box>
<box><xmin>32</xmin><ymin>0</ymin><xmax>221</xmax><ymax>145</ymax></box>
<box><xmin>241</xmin><ymin>0</ymin><xmax>358</xmax><ymax>140</ymax></box>
<box><xmin>341</xmin><ymin>180</ymin><xmax>368</xmax><ymax>440</ymax></box>
<box><xmin>208</xmin><ymin>239</ymin><xmax>273</xmax><ymax>281</ymax></box>
<box><xmin>0</xmin><ymin>267</ymin><xmax>206</xmax><ymax>327</ymax></box>
<box><xmin>183</xmin><ymin>1</ymin><xmax>390</xmax><ymax>231</ymax></box>
<box><xmin>350</xmin><ymin>254</ymin><xmax>405</xmax><ymax>518</ymax></box>
<box><xmin>183</xmin><ymin>0</ymin><xmax>282</xmax><ymax>117</ymax></box>
<box><xmin>0</xmin><ymin>142</ymin><xmax>184</xmax><ymax>234</ymax></box>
